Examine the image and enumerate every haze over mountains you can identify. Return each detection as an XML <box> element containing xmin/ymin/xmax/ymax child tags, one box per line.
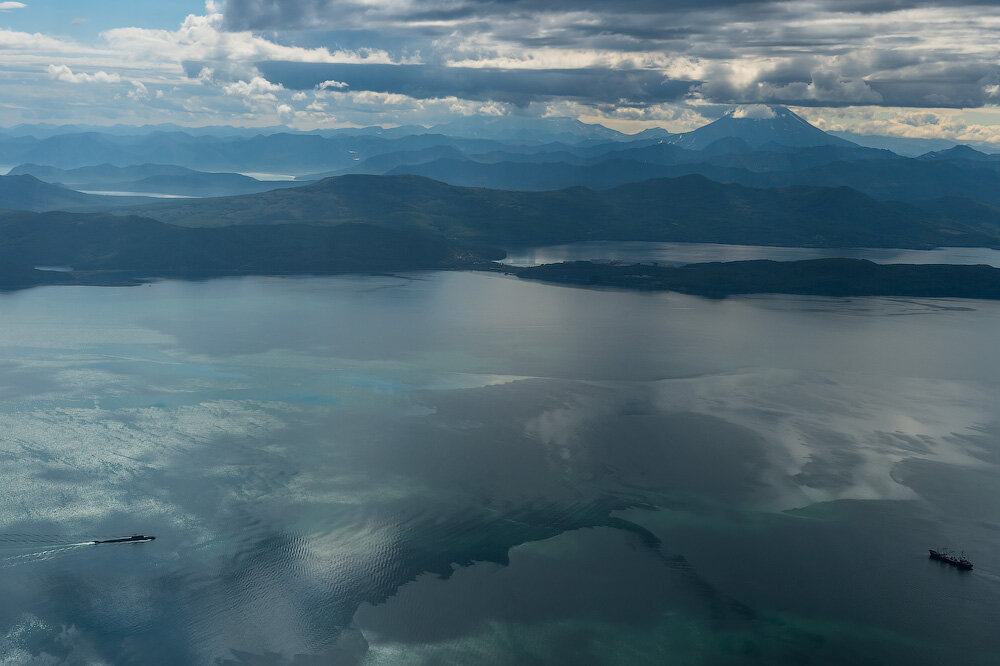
<box><xmin>8</xmin><ymin>164</ymin><xmax>305</xmax><ymax>198</ymax></box>
<box><xmin>0</xmin><ymin>108</ymin><xmax>993</xmax><ymax>204</ymax></box>
<box><xmin>7</xmin><ymin>106</ymin><xmax>1000</xmax><ymax>215</ymax></box>
<box><xmin>3</xmin><ymin>105</ymin><xmax>1000</xmax><ymax>293</ymax></box>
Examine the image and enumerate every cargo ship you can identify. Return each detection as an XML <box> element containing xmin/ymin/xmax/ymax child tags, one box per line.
<box><xmin>929</xmin><ymin>549</ymin><xmax>972</xmax><ymax>570</ymax></box>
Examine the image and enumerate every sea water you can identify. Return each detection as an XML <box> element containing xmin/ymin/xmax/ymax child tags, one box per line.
<box><xmin>0</xmin><ymin>273</ymin><xmax>997</xmax><ymax>664</ymax></box>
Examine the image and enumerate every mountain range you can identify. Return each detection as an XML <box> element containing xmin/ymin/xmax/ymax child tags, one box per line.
<box><xmin>8</xmin><ymin>164</ymin><xmax>305</xmax><ymax>197</ymax></box>
<box><xmin>0</xmin><ymin>131</ymin><xmax>511</xmax><ymax>172</ymax></box>
<box><xmin>4</xmin><ymin>107</ymin><xmax>995</xmax><ymax>206</ymax></box>
<box><xmin>4</xmin><ymin>105</ymin><xmax>1000</xmax><ymax>288</ymax></box>
<box><xmin>112</xmin><ymin>173</ymin><xmax>1000</xmax><ymax>249</ymax></box>
<box><xmin>376</xmin><ymin>146</ymin><xmax>1000</xmax><ymax>205</ymax></box>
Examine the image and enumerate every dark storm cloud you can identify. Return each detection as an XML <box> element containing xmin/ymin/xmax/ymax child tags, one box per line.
<box><xmin>220</xmin><ymin>1</ymin><xmax>798</xmax><ymax>52</ymax></box>
<box><xmin>217</xmin><ymin>0</ymin><xmax>1000</xmax><ymax>109</ymax></box>
<box><xmin>828</xmin><ymin>0</ymin><xmax>1000</xmax><ymax>11</ymax></box>
<box><xmin>221</xmin><ymin>0</ymin><xmax>1000</xmax><ymax>31</ymax></box>
<box><xmin>221</xmin><ymin>0</ymin><xmax>767</xmax><ymax>31</ymax></box>
<box><xmin>256</xmin><ymin>62</ymin><xmax>698</xmax><ymax>106</ymax></box>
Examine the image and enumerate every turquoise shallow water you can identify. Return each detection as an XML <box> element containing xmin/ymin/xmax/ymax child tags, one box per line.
<box><xmin>0</xmin><ymin>273</ymin><xmax>997</xmax><ymax>664</ymax></box>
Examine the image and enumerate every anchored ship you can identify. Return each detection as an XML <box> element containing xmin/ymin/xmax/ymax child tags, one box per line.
<box><xmin>928</xmin><ymin>549</ymin><xmax>972</xmax><ymax>570</ymax></box>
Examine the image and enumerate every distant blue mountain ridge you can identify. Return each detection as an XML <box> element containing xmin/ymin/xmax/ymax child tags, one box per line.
<box><xmin>5</xmin><ymin>105</ymin><xmax>1000</xmax><ymax>206</ymax></box>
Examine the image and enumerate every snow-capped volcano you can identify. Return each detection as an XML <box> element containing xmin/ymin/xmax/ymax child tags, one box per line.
<box><xmin>671</xmin><ymin>105</ymin><xmax>855</xmax><ymax>150</ymax></box>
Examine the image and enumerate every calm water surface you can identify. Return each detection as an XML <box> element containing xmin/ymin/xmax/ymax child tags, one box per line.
<box><xmin>0</xmin><ymin>272</ymin><xmax>997</xmax><ymax>664</ymax></box>
<box><xmin>503</xmin><ymin>241</ymin><xmax>1000</xmax><ymax>267</ymax></box>
<box><xmin>78</xmin><ymin>190</ymin><xmax>194</xmax><ymax>199</ymax></box>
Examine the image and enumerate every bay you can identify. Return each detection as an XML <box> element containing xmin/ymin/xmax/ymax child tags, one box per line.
<box><xmin>0</xmin><ymin>273</ymin><xmax>997</xmax><ymax>664</ymax></box>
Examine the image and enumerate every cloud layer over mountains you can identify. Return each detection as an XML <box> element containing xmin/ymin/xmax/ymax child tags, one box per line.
<box><xmin>221</xmin><ymin>0</ymin><xmax>1000</xmax><ymax>109</ymax></box>
<box><xmin>4</xmin><ymin>0</ymin><xmax>1000</xmax><ymax>138</ymax></box>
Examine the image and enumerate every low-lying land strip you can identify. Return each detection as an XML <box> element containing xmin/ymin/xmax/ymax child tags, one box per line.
<box><xmin>506</xmin><ymin>259</ymin><xmax>1000</xmax><ymax>299</ymax></box>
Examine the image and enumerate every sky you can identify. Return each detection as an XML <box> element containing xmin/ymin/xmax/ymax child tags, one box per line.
<box><xmin>4</xmin><ymin>0</ymin><xmax>1000</xmax><ymax>140</ymax></box>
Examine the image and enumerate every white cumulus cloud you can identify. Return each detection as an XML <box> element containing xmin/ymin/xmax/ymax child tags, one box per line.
<box><xmin>0</xmin><ymin>28</ymin><xmax>83</xmax><ymax>52</ymax></box>
<box><xmin>127</xmin><ymin>80</ymin><xmax>150</xmax><ymax>100</ymax></box>
<box><xmin>731</xmin><ymin>105</ymin><xmax>777</xmax><ymax>119</ymax></box>
<box><xmin>222</xmin><ymin>76</ymin><xmax>283</xmax><ymax>98</ymax></box>
<box><xmin>47</xmin><ymin>64</ymin><xmax>121</xmax><ymax>84</ymax></box>
<box><xmin>100</xmin><ymin>10</ymin><xmax>402</xmax><ymax>68</ymax></box>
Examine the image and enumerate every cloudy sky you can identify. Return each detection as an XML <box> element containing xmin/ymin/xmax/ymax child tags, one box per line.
<box><xmin>4</xmin><ymin>0</ymin><xmax>1000</xmax><ymax>139</ymax></box>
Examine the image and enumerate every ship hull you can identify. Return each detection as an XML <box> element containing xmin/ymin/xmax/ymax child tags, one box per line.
<box><xmin>929</xmin><ymin>549</ymin><xmax>972</xmax><ymax>570</ymax></box>
<box><xmin>93</xmin><ymin>536</ymin><xmax>155</xmax><ymax>544</ymax></box>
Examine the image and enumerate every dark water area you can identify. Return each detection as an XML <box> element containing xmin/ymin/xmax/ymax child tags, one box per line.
<box><xmin>0</xmin><ymin>273</ymin><xmax>997</xmax><ymax>664</ymax></box>
<box><xmin>502</xmin><ymin>241</ymin><xmax>1000</xmax><ymax>268</ymax></box>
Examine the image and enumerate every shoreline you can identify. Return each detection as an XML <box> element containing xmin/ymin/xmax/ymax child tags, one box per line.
<box><xmin>6</xmin><ymin>258</ymin><xmax>1000</xmax><ymax>302</ymax></box>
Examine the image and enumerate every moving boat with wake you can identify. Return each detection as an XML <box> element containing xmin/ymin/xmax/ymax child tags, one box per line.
<box><xmin>929</xmin><ymin>549</ymin><xmax>972</xmax><ymax>570</ymax></box>
<box><xmin>92</xmin><ymin>535</ymin><xmax>156</xmax><ymax>545</ymax></box>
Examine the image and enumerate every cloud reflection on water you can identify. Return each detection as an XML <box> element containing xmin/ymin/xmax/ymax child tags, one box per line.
<box><xmin>0</xmin><ymin>275</ymin><xmax>997</xmax><ymax>663</ymax></box>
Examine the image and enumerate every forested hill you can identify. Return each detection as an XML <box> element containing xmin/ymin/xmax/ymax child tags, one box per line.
<box><xmin>122</xmin><ymin>174</ymin><xmax>1000</xmax><ymax>249</ymax></box>
<box><xmin>0</xmin><ymin>210</ymin><xmax>501</xmax><ymax>289</ymax></box>
<box><xmin>0</xmin><ymin>174</ymin><xmax>117</xmax><ymax>211</ymax></box>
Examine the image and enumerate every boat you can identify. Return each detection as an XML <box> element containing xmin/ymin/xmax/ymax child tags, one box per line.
<box><xmin>929</xmin><ymin>549</ymin><xmax>972</xmax><ymax>570</ymax></box>
<box><xmin>92</xmin><ymin>535</ymin><xmax>156</xmax><ymax>544</ymax></box>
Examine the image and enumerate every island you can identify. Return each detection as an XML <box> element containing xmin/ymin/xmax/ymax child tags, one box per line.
<box><xmin>504</xmin><ymin>259</ymin><xmax>1000</xmax><ymax>299</ymax></box>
